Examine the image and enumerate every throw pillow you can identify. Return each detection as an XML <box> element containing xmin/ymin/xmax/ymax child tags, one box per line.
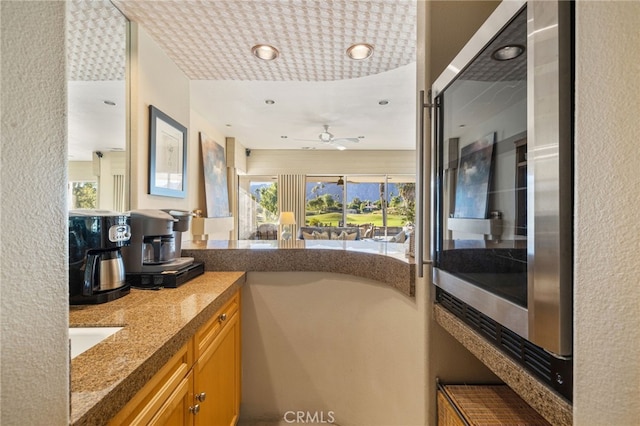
<box><xmin>330</xmin><ymin>231</ymin><xmax>344</xmax><ymax>240</ymax></box>
<box><xmin>302</xmin><ymin>231</ymin><xmax>315</xmax><ymax>240</ymax></box>
<box><xmin>312</xmin><ymin>231</ymin><xmax>329</xmax><ymax>240</ymax></box>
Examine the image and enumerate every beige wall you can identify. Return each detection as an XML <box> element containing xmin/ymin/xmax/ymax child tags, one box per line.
<box><xmin>573</xmin><ymin>2</ymin><xmax>640</xmax><ymax>424</ymax></box>
<box><xmin>429</xmin><ymin>1</ymin><xmax>500</xmax><ymax>81</ymax></box>
<box><xmin>0</xmin><ymin>1</ymin><xmax>69</xmax><ymax>424</ymax></box>
<box><xmin>68</xmin><ymin>161</ymin><xmax>97</xmax><ymax>182</ymax></box>
<box><xmin>241</xmin><ymin>272</ymin><xmax>428</xmax><ymax>424</ymax></box>
<box><xmin>246</xmin><ymin>149</ymin><xmax>416</xmax><ymax>176</ymax></box>
<box><xmin>130</xmin><ymin>23</ymin><xmax>192</xmax><ymax>211</ymax></box>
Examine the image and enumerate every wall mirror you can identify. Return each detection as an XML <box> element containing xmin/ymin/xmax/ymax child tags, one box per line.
<box><xmin>67</xmin><ymin>0</ymin><xmax>129</xmax><ymax>212</ymax></box>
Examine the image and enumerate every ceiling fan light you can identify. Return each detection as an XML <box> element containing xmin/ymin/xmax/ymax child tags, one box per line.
<box><xmin>252</xmin><ymin>44</ymin><xmax>279</xmax><ymax>61</ymax></box>
<box><xmin>346</xmin><ymin>43</ymin><xmax>373</xmax><ymax>60</ymax></box>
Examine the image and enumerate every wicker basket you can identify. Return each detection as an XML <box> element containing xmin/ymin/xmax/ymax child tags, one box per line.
<box><xmin>438</xmin><ymin>385</ymin><xmax>550</xmax><ymax>425</ymax></box>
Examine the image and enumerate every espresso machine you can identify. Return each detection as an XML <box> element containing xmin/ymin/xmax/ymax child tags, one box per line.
<box><xmin>68</xmin><ymin>210</ymin><xmax>131</xmax><ymax>304</ymax></box>
<box><xmin>122</xmin><ymin>209</ymin><xmax>203</xmax><ymax>288</ymax></box>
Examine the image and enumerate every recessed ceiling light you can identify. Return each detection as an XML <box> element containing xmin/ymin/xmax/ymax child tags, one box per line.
<box><xmin>265</xmin><ymin>99</ymin><xmax>275</xmax><ymax>105</ymax></box>
<box><xmin>491</xmin><ymin>44</ymin><xmax>525</xmax><ymax>61</ymax></box>
<box><xmin>225</xmin><ymin>124</ymin><xmax>232</xmax><ymax>127</ymax></box>
<box><xmin>251</xmin><ymin>44</ymin><xmax>279</xmax><ymax>61</ymax></box>
<box><xmin>103</xmin><ymin>100</ymin><xmax>116</xmax><ymax>106</ymax></box>
<box><xmin>378</xmin><ymin>100</ymin><xmax>389</xmax><ymax>106</ymax></box>
<box><xmin>346</xmin><ymin>43</ymin><xmax>374</xmax><ymax>60</ymax></box>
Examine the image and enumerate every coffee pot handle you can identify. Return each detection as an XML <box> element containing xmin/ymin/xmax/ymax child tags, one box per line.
<box><xmin>83</xmin><ymin>252</ymin><xmax>99</xmax><ymax>296</ymax></box>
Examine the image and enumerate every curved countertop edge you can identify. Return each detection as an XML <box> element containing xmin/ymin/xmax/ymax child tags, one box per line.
<box><xmin>70</xmin><ymin>271</ymin><xmax>246</xmax><ymax>426</ymax></box>
<box><xmin>434</xmin><ymin>304</ymin><xmax>573</xmax><ymax>426</ymax></box>
<box><xmin>182</xmin><ymin>239</ymin><xmax>416</xmax><ymax>297</ymax></box>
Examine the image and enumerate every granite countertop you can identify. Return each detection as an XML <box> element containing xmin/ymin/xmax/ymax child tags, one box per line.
<box><xmin>69</xmin><ymin>271</ymin><xmax>245</xmax><ymax>426</ymax></box>
<box><xmin>182</xmin><ymin>239</ymin><xmax>416</xmax><ymax>296</ymax></box>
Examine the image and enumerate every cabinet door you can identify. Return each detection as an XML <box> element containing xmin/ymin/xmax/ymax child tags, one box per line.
<box><xmin>109</xmin><ymin>342</ymin><xmax>193</xmax><ymax>426</ymax></box>
<box><xmin>194</xmin><ymin>309</ymin><xmax>240</xmax><ymax>426</ymax></box>
<box><xmin>149</xmin><ymin>371</ymin><xmax>194</xmax><ymax>426</ymax></box>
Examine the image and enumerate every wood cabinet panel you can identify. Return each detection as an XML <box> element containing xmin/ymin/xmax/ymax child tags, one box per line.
<box><xmin>109</xmin><ymin>342</ymin><xmax>193</xmax><ymax>425</ymax></box>
<box><xmin>195</xmin><ymin>309</ymin><xmax>240</xmax><ymax>426</ymax></box>
<box><xmin>149</xmin><ymin>371</ymin><xmax>193</xmax><ymax>426</ymax></box>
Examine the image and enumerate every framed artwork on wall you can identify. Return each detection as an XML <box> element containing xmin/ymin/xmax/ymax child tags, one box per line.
<box><xmin>200</xmin><ymin>132</ymin><xmax>230</xmax><ymax>217</ymax></box>
<box><xmin>148</xmin><ymin>105</ymin><xmax>187</xmax><ymax>198</ymax></box>
<box><xmin>453</xmin><ymin>132</ymin><xmax>496</xmax><ymax>219</ymax></box>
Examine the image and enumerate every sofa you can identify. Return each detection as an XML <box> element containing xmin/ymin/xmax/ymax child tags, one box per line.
<box><xmin>298</xmin><ymin>226</ymin><xmax>360</xmax><ymax>240</ymax></box>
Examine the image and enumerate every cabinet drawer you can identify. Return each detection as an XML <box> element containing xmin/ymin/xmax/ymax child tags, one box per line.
<box><xmin>195</xmin><ymin>292</ymin><xmax>239</xmax><ymax>359</ymax></box>
<box><xmin>109</xmin><ymin>341</ymin><xmax>194</xmax><ymax>426</ymax></box>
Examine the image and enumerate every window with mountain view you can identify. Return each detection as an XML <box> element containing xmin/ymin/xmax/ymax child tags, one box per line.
<box><xmin>305</xmin><ymin>175</ymin><xmax>415</xmax><ymax>236</ymax></box>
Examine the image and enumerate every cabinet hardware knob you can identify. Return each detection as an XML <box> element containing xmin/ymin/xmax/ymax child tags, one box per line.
<box><xmin>189</xmin><ymin>404</ymin><xmax>200</xmax><ymax>415</ymax></box>
<box><xmin>195</xmin><ymin>392</ymin><xmax>207</xmax><ymax>402</ymax></box>
<box><xmin>219</xmin><ymin>313</ymin><xmax>227</xmax><ymax>322</ymax></box>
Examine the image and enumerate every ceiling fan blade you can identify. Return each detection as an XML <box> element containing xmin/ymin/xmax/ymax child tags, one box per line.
<box><xmin>333</xmin><ymin>143</ymin><xmax>347</xmax><ymax>151</ymax></box>
<box><xmin>332</xmin><ymin>137</ymin><xmax>359</xmax><ymax>144</ymax></box>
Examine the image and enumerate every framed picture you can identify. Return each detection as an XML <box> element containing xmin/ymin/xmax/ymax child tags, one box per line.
<box><xmin>453</xmin><ymin>132</ymin><xmax>496</xmax><ymax>219</ymax></box>
<box><xmin>200</xmin><ymin>132</ymin><xmax>230</xmax><ymax>217</ymax></box>
<box><xmin>148</xmin><ymin>105</ymin><xmax>187</xmax><ymax>198</ymax></box>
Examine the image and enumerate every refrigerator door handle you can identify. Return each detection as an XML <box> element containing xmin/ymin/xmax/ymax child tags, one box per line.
<box><xmin>417</xmin><ymin>90</ymin><xmax>434</xmax><ymax>278</ymax></box>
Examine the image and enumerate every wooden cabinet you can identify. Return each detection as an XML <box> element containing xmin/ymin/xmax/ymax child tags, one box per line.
<box><xmin>194</xmin><ymin>296</ymin><xmax>240</xmax><ymax>426</ymax></box>
<box><xmin>110</xmin><ymin>291</ymin><xmax>241</xmax><ymax>426</ymax></box>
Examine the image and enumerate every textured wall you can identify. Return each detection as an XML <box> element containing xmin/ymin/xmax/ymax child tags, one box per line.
<box><xmin>0</xmin><ymin>1</ymin><xmax>69</xmax><ymax>424</ymax></box>
<box><xmin>574</xmin><ymin>2</ymin><xmax>640</xmax><ymax>424</ymax></box>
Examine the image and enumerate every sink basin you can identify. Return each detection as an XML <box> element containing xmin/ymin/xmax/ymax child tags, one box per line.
<box><xmin>69</xmin><ymin>327</ymin><xmax>123</xmax><ymax>358</ymax></box>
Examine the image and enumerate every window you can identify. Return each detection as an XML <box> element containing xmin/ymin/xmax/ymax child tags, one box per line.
<box><xmin>68</xmin><ymin>181</ymin><xmax>97</xmax><ymax>209</ymax></box>
<box><xmin>238</xmin><ymin>176</ymin><xmax>278</xmax><ymax>239</ymax></box>
<box><xmin>305</xmin><ymin>175</ymin><xmax>415</xmax><ymax>237</ymax></box>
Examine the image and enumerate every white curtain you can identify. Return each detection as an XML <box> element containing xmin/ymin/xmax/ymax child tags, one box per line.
<box><xmin>277</xmin><ymin>174</ymin><xmax>306</xmax><ymax>239</ymax></box>
<box><xmin>112</xmin><ymin>174</ymin><xmax>125</xmax><ymax>212</ymax></box>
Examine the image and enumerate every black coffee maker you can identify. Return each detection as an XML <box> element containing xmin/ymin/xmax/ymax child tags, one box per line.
<box><xmin>68</xmin><ymin>210</ymin><xmax>131</xmax><ymax>304</ymax></box>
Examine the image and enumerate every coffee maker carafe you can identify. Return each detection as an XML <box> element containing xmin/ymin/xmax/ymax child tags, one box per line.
<box><xmin>68</xmin><ymin>210</ymin><xmax>131</xmax><ymax>304</ymax></box>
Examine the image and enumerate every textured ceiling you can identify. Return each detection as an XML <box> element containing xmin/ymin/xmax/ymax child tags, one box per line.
<box><xmin>67</xmin><ymin>0</ymin><xmax>127</xmax><ymax>81</ymax></box>
<box><xmin>460</xmin><ymin>6</ymin><xmax>526</xmax><ymax>82</ymax></box>
<box><xmin>112</xmin><ymin>0</ymin><xmax>416</xmax><ymax>82</ymax></box>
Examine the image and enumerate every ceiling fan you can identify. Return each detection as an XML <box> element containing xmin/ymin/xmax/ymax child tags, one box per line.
<box><xmin>297</xmin><ymin>125</ymin><xmax>360</xmax><ymax>150</ymax></box>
